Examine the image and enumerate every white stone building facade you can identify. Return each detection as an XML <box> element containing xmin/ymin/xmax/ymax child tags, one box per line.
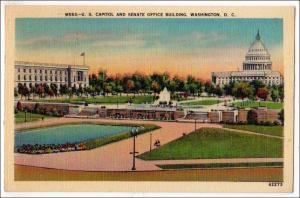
<box><xmin>212</xmin><ymin>31</ymin><xmax>283</xmax><ymax>86</ymax></box>
<box><xmin>15</xmin><ymin>61</ymin><xmax>89</xmax><ymax>90</ymax></box>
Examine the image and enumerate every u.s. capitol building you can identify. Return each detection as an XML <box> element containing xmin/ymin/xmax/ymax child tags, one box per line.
<box><xmin>212</xmin><ymin>31</ymin><xmax>283</xmax><ymax>86</ymax></box>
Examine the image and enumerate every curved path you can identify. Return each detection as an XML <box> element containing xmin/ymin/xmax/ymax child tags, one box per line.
<box><xmin>15</xmin><ymin>118</ymin><xmax>222</xmax><ymax>171</ymax></box>
<box><xmin>221</xmin><ymin>128</ymin><xmax>283</xmax><ymax>139</ymax></box>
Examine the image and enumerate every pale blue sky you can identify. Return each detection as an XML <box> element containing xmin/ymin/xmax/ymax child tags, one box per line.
<box><xmin>15</xmin><ymin>18</ymin><xmax>283</xmax><ymax>79</ymax></box>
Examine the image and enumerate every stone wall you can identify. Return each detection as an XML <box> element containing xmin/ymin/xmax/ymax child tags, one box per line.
<box><xmin>253</xmin><ymin>108</ymin><xmax>280</xmax><ymax>124</ymax></box>
<box><xmin>16</xmin><ymin>101</ymin><xmax>79</xmax><ymax>115</ymax></box>
<box><xmin>222</xmin><ymin>110</ymin><xmax>238</xmax><ymax>123</ymax></box>
<box><xmin>237</xmin><ymin>109</ymin><xmax>249</xmax><ymax>123</ymax></box>
<box><xmin>96</xmin><ymin>107</ymin><xmax>184</xmax><ymax>121</ymax></box>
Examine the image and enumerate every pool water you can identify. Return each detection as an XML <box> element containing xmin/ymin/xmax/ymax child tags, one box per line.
<box><xmin>15</xmin><ymin>124</ymin><xmax>131</xmax><ymax>147</ymax></box>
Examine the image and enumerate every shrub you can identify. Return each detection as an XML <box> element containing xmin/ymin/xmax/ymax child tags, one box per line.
<box><xmin>247</xmin><ymin>110</ymin><xmax>257</xmax><ymax>124</ymax></box>
<box><xmin>16</xmin><ymin>101</ymin><xmax>23</xmax><ymax>111</ymax></box>
<box><xmin>15</xmin><ymin>108</ymin><xmax>18</xmax><ymax>114</ymax></box>
<box><xmin>259</xmin><ymin>121</ymin><xmax>264</xmax><ymax>125</ymax></box>
<box><xmin>273</xmin><ymin>121</ymin><xmax>280</xmax><ymax>126</ymax></box>
<box><xmin>34</xmin><ymin>103</ymin><xmax>40</xmax><ymax>113</ymax></box>
<box><xmin>279</xmin><ymin>109</ymin><xmax>284</xmax><ymax>125</ymax></box>
<box><xmin>45</xmin><ymin>111</ymin><xmax>53</xmax><ymax>116</ymax></box>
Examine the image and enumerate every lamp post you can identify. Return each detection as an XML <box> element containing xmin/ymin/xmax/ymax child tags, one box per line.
<box><xmin>150</xmin><ymin>133</ymin><xmax>152</xmax><ymax>152</ymax></box>
<box><xmin>117</xmin><ymin>95</ymin><xmax>119</xmax><ymax>109</ymax></box>
<box><xmin>24</xmin><ymin>108</ymin><xmax>27</xmax><ymax>123</ymax></box>
<box><xmin>130</xmin><ymin>127</ymin><xmax>139</xmax><ymax>171</ymax></box>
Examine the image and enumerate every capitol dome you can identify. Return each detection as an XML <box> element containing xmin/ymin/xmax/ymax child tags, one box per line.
<box><xmin>243</xmin><ymin>30</ymin><xmax>272</xmax><ymax>71</ymax></box>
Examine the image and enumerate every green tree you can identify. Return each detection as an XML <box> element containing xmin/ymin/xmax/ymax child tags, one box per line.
<box><xmin>50</xmin><ymin>83</ymin><xmax>58</xmax><ymax>97</ymax></box>
<box><xmin>78</xmin><ymin>84</ymin><xmax>84</xmax><ymax>96</ymax></box>
<box><xmin>59</xmin><ymin>84</ymin><xmax>68</xmax><ymax>96</ymax></box>
<box><xmin>14</xmin><ymin>88</ymin><xmax>19</xmax><ymax>97</ymax></box>
<box><xmin>204</xmin><ymin>81</ymin><xmax>214</xmax><ymax>96</ymax></box>
<box><xmin>232</xmin><ymin>82</ymin><xmax>254</xmax><ymax>99</ymax></box>
<box><xmin>214</xmin><ymin>85</ymin><xmax>224</xmax><ymax>97</ymax></box>
<box><xmin>223</xmin><ymin>81</ymin><xmax>236</xmax><ymax>96</ymax></box>
<box><xmin>71</xmin><ymin>85</ymin><xmax>77</xmax><ymax>97</ymax></box>
<box><xmin>250</xmin><ymin>80</ymin><xmax>265</xmax><ymax>95</ymax></box>
<box><xmin>173</xmin><ymin>76</ymin><xmax>185</xmax><ymax>92</ymax></box>
<box><xmin>278</xmin><ymin>85</ymin><xmax>284</xmax><ymax>102</ymax></box>
<box><xmin>126</xmin><ymin>79</ymin><xmax>135</xmax><ymax>95</ymax></box>
<box><xmin>151</xmin><ymin>81</ymin><xmax>160</xmax><ymax>95</ymax></box>
<box><xmin>44</xmin><ymin>84</ymin><xmax>50</xmax><ymax>96</ymax></box>
<box><xmin>279</xmin><ymin>109</ymin><xmax>284</xmax><ymax>125</ymax></box>
<box><xmin>271</xmin><ymin>86</ymin><xmax>280</xmax><ymax>101</ymax></box>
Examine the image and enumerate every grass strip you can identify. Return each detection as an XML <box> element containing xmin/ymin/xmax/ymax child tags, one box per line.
<box><xmin>158</xmin><ymin>162</ymin><xmax>283</xmax><ymax>170</ymax></box>
<box><xmin>84</xmin><ymin>124</ymin><xmax>160</xmax><ymax>149</ymax></box>
<box><xmin>224</xmin><ymin>124</ymin><xmax>283</xmax><ymax>137</ymax></box>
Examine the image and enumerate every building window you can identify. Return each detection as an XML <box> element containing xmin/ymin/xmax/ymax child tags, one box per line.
<box><xmin>35</xmin><ymin>76</ymin><xmax>37</xmax><ymax>81</ymax></box>
<box><xmin>45</xmin><ymin>76</ymin><xmax>48</xmax><ymax>81</ymax></box>
<box><xmin>77</xmin><ymin>71</ymin><xmax>83</xmax><ymax>81</ymax></box>
<box><xmin>60</xmin><ymin>70</ymin><xmax>62</xmax><ymax>75</ymax></box>
<box><xmin>29</xmin><ymin>76</ymin><xmax>31</xmax><ymax>80</ymax></box>
<box><xmin>18</xmin><ymin>68</ymin><xmax>20</xmax><ymax>72</ymax></box>
<box><xmin>50</xmin><ymin>76</ymin><xmax>53</xmax><ymax>81</ymax></box>
<box><xmin>55</xmin><ymin>76</ymin><xmax>57</xmax><ymax>81</ymax></box>
<box><xmin>45</xmin><ymin>70</ymin><xmax>48</xmax><ymax>74</ymax></box>
<box><xmin>65</xmin><ymin>77</ymin><xmax>67</xmax><ymax>82</ymax></box>
<box><xmin>29</xmin><ymin>69</ymin><xmax>31</xmax><ymax>73</ymax></box>
<box><xmin>23</xmin><ymin>68</ymin><xmax>26</xmax><ymax>73</ymax></box>
<box><xmin>35</xmin><ymin>69</ymin><xmax>37</xmax><ymax>73</ymax></box>
<box><xmin>18</xmin><ymin>75</ymin><xmax>20</xmax><ymax>80</ymax></box>
<box><xmin>50</xmin><ymin>70</ymin><xmax>52</xmax><ymax>74</ymax></box>
<box><xmin>40</xmin><ymin>76</ymin><xmax>42</xmax><ymax>81</ymax></box>
<box><xmin>60</xmin><ymin>77</ymin><xmax>62</xmax><ymax>81</ymax></box>
<box><xmin>40</xmin><ymin>69</ymin><xmax>42</xmax><ymax>73</ymax></box>
<box><xmin>24</xmin><ymin>75</ymin><xmax>26</xmax><ymax>80</ymax></box>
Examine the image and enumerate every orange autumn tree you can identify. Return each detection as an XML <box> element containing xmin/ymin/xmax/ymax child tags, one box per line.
<box><xmin>256</xmin><ymin>87</ymin><xmax>269</xmax><ymax>101</ymax></box>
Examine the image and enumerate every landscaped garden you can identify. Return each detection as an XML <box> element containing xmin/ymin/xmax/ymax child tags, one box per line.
<box><xmin>179</xmin><ymin>99</ymin><xmax>222</xmax><ymax>106</ymax></box>
<box><xmin>223</xmin><ymin>124</ymin><xmax>283</xmax><ymax>137</ymax></box>
<box><xmin>138</xmin><ymin>128</ymin><xmax>283</xmax><ymax>160</ymax></box>
<box><xmin>15</xmin><ymin>111</ymin><xmax>56</xmax><ymax>123</ymax></box>
<box><xmin>15</xmin><ymin>123</ymin><xmax>160</xmax><ymax>154</ymax></box>
<box><xmin>32</xmin><ymin>95</ymin><xmax>155</xmax><ymax>105</ymax></box>
<box><xmin>231</xmin><ymin>100</ymin><xmax>283</xmax><ymax>109</ymax></box>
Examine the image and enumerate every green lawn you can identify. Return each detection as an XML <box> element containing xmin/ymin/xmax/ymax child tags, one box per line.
<box><xmin>15</xmin><ymin>111</ymin><xmax>55</xmax><ymax>123</ymax></box>
<box><xmin>84</xmin><ymin>124</ymin><xmax>160</xmax><ymax>150</ymax></box>
<box><xmin>138</xmin><ymin>128</ymin><xmax>283</xmax><ymax>160</ymax></box>
<box><xmin>158</xmin><ymin>162</ymin><xmax>283</xmax><ymax>170</ymax></box>
<box><xmin>180</xmin><ymin>99</ymin><xmax>221</xmax><ymax>106</ymax></box>
<box><xmin>33</xmin><ymin>95</ymin><xmax>155</xmax><ymax>104</ymax></box>
<box><xmin>231</xmin><ymin>100</ymin><xmax>283</xmax><ymax>109</ymax></box>
<box><xmin>224</xmin><ymin>124</ymin><xmax>283</xmax><ymax>137</ymax></box>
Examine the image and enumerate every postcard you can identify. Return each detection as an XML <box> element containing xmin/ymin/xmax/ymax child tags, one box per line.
<box><xmin>3</xmin><ymin>3</ymin><xmax>296</xmax><ymax>193</ymax></box>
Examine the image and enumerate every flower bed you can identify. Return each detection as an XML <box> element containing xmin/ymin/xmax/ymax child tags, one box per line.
<box><xmin>15</xmin><ymin>143</ymin><xmax>87</xmax><ymax>154</ymax></box>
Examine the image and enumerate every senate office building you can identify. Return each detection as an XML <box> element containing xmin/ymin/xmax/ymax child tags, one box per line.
<box><xmin>15</xmin><ymin>61</ymin><xmax>89</xmax><ymax>91</ymax></box>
